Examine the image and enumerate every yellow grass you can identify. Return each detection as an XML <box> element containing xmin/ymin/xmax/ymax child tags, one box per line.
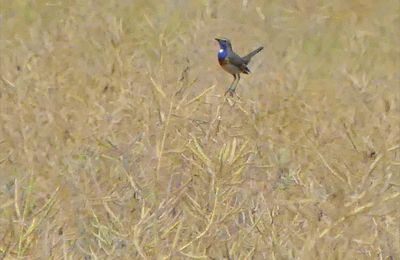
<box><xmin>0</xmin><ymin>0</ymin><xmax>399</xmax><ymax>258</ymax></box>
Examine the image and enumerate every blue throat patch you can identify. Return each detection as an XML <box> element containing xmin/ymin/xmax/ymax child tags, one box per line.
<box><xmin>218</xmin><ymin>47</ymin><xmax>227</xmax><ymax>61</ymax></box>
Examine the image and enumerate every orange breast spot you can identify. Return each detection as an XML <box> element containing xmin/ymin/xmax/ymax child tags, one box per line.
<box><xmin>218</xmin><ymin>58</ymin><xmax>228</xmax><ymax>66</ymax></box>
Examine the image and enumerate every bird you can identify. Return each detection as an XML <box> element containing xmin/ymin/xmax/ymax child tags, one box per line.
<box><xmin>215</xmin><ymin>38</ymin><xmax>263</xmax><ymax>96</ymax></box>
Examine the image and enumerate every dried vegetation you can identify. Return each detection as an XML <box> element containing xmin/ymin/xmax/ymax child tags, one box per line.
<box><xmin>0</xmin><ymin>0</ymin><xmax>399</xmax><ymax>259</ymax></box>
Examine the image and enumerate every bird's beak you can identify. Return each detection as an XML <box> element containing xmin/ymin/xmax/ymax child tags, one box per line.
<box><xmin>215</xmin><ymin>38</ymin><xmax>221</xmax><ymax>42</ymax></box>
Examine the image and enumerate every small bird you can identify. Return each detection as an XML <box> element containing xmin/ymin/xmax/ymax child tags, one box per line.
<box><xmin>215</xmin><ymin>38</ymin><xmax>263</xmax><ymax>96</ymax></box>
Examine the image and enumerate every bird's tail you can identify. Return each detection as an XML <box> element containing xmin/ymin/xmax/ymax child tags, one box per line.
<box><xmin>242</xmin><ymin>46</ymin><xmax>264</xmax><ymax>64</ymax></box>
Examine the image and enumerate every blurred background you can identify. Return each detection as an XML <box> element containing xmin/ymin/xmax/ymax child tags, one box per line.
<box><xmin>1</xmin><ymin>0</ymin><xmax>399</xmax><ymax>258</ymax></box>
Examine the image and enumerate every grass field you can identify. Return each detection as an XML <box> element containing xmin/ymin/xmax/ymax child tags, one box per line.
<box><xmin>1</xmin><ymin>0</ymin><xmax>399</xmax><ymax>259</ymax></box>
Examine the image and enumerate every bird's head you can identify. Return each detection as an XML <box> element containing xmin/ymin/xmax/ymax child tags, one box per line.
<box><xmin>215</xmin><ymin>38</ymin><xmax>232</xmax><ymax>50</ymax></box>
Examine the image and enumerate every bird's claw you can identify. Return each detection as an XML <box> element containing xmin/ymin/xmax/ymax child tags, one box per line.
<box><xmin>225</xmin><ymin>88</ymin><xmax>235</xmax><ymax>97</ymax></box>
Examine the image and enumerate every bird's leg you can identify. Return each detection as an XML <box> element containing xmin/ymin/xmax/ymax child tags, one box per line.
<box><xmin>230</xmin><ymin>74</ymin><xmax>240</xmax><ymax>94</ymax></box>
<box><xmin>225</xmin><ymin>74</ymin><xmax>237</xmax><ymax>96</ymax></box>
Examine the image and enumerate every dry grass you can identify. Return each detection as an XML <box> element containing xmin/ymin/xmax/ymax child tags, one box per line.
<box><xmin>1</xmin><ymin>0</ymin><xmax>399</xmax><ymax>259</ymax></box>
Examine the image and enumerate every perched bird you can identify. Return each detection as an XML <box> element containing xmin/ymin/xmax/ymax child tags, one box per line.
<box><xmin>215</xmin><ymin>38</ymin><xmax>263</xmax><ymax>96</ymax></box>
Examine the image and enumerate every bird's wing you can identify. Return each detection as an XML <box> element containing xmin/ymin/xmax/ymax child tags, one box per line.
<box><xmin>228</xmin><ymin>52</ymin><xmax>250</xmax><ymax>73</ymax></box>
